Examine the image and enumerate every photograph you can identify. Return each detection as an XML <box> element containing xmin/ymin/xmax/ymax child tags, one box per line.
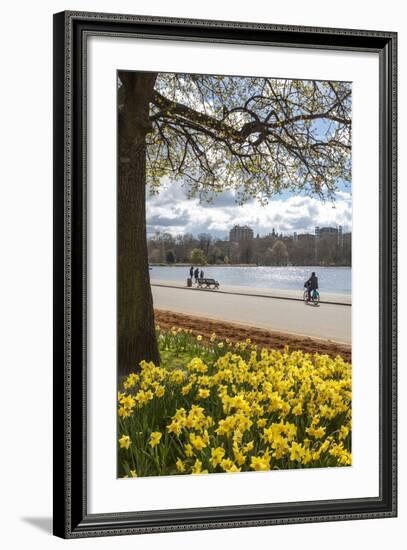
<box><xmin>50</xmin><ymin>8</ymin><xmax>397</xmax><ymax>539</ymax></box>
<box><xmin>117</xmin><ymin>70</ymin><xmax>353</xmax><ymax>478</ymax></box>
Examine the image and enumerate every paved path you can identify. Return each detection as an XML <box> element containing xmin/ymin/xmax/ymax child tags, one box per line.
<box><xmin>151</xmin><ymin>284</ymin><xmax>351</xmax><ymax>344</ymax></box>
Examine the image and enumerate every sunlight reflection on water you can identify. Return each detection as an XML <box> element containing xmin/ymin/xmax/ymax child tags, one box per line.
<box><xmin>150</xmin><ymin>265</ymin><xmax>351</xmax><ymax>294</ymax></box>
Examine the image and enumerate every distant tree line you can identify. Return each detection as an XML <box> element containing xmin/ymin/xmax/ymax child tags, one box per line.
<box><xmin>147</xmin><ymin>231</ymin><xmax>351</xmax><ymax>267</ymax></box>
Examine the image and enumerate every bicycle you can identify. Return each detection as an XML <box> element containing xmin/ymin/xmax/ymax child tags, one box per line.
<box><xmin>303</xmin><ymin>288</ymin><xmax>320</xmax><ymax>306</ymax></box>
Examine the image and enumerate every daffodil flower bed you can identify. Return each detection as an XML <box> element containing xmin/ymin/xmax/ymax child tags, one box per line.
<box><xmin>118</xmin><ymin>327</ymin><xmax>351</xmax><ymax>477</ymax></box>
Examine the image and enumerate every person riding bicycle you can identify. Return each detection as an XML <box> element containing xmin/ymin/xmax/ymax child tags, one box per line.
<box><xmin>304</xmin><ymin>272</ymin><xmax>318</xmax><ymax>302</ymax></box>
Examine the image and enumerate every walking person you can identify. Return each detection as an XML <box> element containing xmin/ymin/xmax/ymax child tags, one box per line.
<box><xmin>200</xmin><ymin>269</ymin><xmax>204</xmax><ymax>279</ymax></box>
<box><xmin>189</xmin><ymin>265</ymin><xmax>194</xmax><ymax>279</ymax></box>
<box><xmin>194</xmin><ymin>267</ymin><xmax>200</xmax><ymax>283</ymax></box>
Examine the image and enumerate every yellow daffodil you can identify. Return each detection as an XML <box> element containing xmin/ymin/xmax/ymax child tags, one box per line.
<box><xmin>306</xmin><ymin>426</ymin><xmax>326</xmax><ymax>439</ymax></box>
<box><xmin>119</xmin><ymin>435</ymin><xmax>131</xmax><ymax>449</ymax></box>
<box><xmin>189</xmin><ymin>433</ymin><xmax>207</xmax><ymax>451</ymax></box>
<box><xmin>210</xmin><ymin>447</ymin><xmax>225</xmax><ymax>467</ymax></box>
<box><xmin>191</xmin><ymin>459</ymin><xmax>208</xmax><ymax>474</ymax></box>
<box><xmin>339</xmin><ymin>425</ymin><xmax>349</xmax><ymax>440</ymax></box>
<box><xmin>154</xmin><ymin>385</ymin><xmax>165</xmax><ymax>398</ymax></box>
<box><xmin>250</xmin><ymin>454</ymin><xmax>271</xmax><ymax>471</ymax></box>
<box><xmin>118</xmin><ymin>406</ymin><xmax>131</xmax><ymax>418</ymax></box>
<box><xmin>184</xmin><ymin>443</ymin><xmax>194</xmax><ymax>458</ymax></box>
<box><xmin>167</xmin><ymin>420</ymin><xmax>183</xmax><ymax>436</ymax></box>
<box><xmin>149</xmin><ymin>431</ymin><xmax>162</xmax><ymax>448</ymax></box>
<box><xmin>221</xmin><ymin>459</ymin><xmax>241</xmax><ymax>473</ymax></box>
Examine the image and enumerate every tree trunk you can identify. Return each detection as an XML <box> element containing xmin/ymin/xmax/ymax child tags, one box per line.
<box><xmin>118</xmin><ymin>72</ymin><xmax>159</xmax><ymax>376</ymax></box>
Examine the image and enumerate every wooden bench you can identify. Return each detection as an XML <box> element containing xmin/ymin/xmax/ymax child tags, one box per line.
<box><xmin>197</xmin><ymin>278</ymin><xmax>220</xmax><ymax>289</ymax></box>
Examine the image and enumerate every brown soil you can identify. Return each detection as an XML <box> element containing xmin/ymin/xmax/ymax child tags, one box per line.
<box><xmin>154</xmin><ymin>309</ymin><xmax>351</xmax><ymax>363</ymax></box>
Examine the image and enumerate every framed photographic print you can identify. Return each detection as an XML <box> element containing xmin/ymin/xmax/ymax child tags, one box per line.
<box><xmin>53</xmin><ymin>11</ymin><xmax>397</xmax><ymax>538</ymax></box>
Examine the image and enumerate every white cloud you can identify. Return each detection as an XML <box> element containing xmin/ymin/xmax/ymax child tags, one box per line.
<box><xmin>146</xmin><ymin>180</ymin><xmax>352</xmax><ymax>238</ymax></box>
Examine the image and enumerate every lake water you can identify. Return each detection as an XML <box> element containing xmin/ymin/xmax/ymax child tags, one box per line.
<box><xmin>150</xmin><ymin>265</ymin><xmax>351</xmax><ymax>294</ymax></box>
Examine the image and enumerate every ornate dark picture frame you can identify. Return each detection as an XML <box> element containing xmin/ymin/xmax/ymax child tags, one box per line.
<box><xmin>53</xmin><ymin>11</ymin><xmax>397</xmax><ymax>538</ymax></box>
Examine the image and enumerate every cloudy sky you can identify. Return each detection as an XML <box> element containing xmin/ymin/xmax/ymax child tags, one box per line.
<box><xmin>146</xmin><ymin>178</ymin><xmax>352</xmax><ymax>239</ymax></box>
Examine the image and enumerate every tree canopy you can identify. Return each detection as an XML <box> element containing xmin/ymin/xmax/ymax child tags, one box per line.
<box><xmin>119</xmin><ymin>73</ymin><xmax>352</xmax><ymax>205</ymax></box>
<box><xmin>190</xmin><ymin>248</ymin><xmax>207</xmax><ymax>266</ymax></box>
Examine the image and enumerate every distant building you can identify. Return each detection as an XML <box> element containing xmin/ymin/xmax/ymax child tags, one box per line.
<box><xmin>315</xmin><ymin>225</ymin><xmax>343</xmax><ymax>246</ymax></box>
<box><xmin>229</xmin><ymin>225</ymin><xmax>254</xmax><ymax>242</ymax></box>
<box><xmin>298</xmin><ymin>233</ymin><xmax>315</xmax><ymax>242</ymax></box>
<box><xmin>320</xmin><ymin>227</ymin><xmax>338</xmax><ymax>237</ymax></box>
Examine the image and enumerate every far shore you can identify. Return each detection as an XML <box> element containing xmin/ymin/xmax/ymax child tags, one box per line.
<box><xmin>149</xmin><ymin>262</ymin><xmax>352</xmax><ymax>268</ymax></box>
